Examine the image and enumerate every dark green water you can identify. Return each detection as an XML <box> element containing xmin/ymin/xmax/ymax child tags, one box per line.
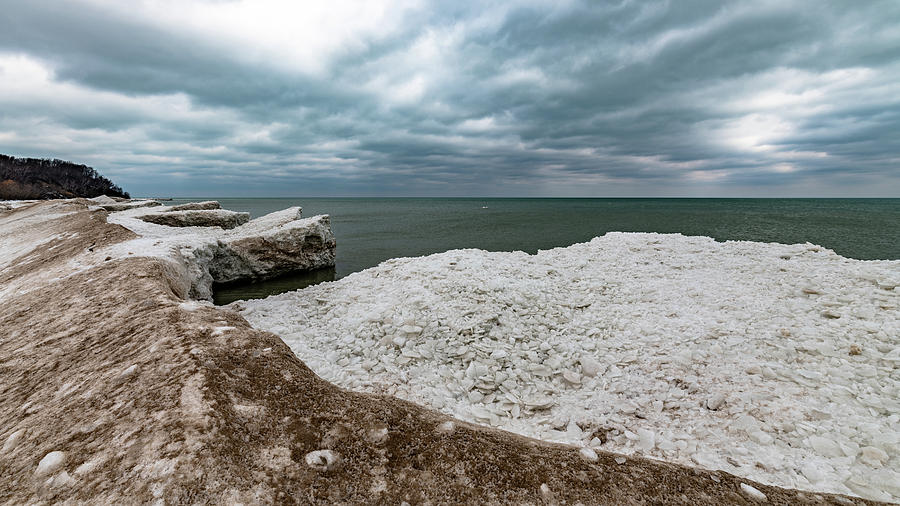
<box><xmin>174</xmin><ymin>198</ymin><xmax>899</xmax><ymax>304</ymax></box>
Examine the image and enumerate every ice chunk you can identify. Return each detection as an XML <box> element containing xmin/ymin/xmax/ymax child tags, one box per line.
<box><xmin>706</xmin><ymin>393</ymin><xmax>726</xmax><ymax>411</ymax></box>
<box><xmin>35</xmin><ymin>451</ymin><xmax>66</xmax><ymax>477</ymax></box>
<box><xmin>808</xmin><ymin>435</ymin><xmax>843</xmax><ymax>458</ymax></box>
<box><xmin>740</xmin><ymin>483</ymin><xmax>767</xmax><ymax>501</ymax></box>
<box><xmin>1</xmin><ymin>429</ymin><xmax>24</xmax><ymax>453</ymax></box>
<box><xmin>637</xmin><ymin>429</ymin><xmax>655</xmax><ymax>451</ymax></box>
<box><xmin>732</xmin><ymin>414</ymin><xmax>760</xmax><ymax>433</ymax></box>
<box><xmin>859</xmin><ymin>446</ymin><xmax>888</xmax><ymax>467</ymax></box>
<box><xmin>304</xmin><ymin>450</ymin><xmax>340</xmax><ymax>472</ymax></box>
<box><xmin>580</xmin><ymin>357</ymin><xmax>602</xmax><ymax>377</ymax></box>
<box><xmin>801</xmin><ymin>462</ymin><xmax>825</xmax><ymax>483</ymax></box>
<box><xmin>749</xmin><ymin>431</ymin><xmax>774</xmax><ymax>445</ymax></box>
<box><xmin>579</xmin><ymin>446</ymin><xmax>598</xmax><ymax>462</ymax></box>
<box><xmin>562</xmin><ymin>370</ymin><xmax>582</xmax><ymax>385</ymax></box>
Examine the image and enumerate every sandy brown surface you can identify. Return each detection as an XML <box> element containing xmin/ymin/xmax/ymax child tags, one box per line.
<box><xmin>0</xmin><ymin>200</ymin><xmax>885</xmax><ymax>505</ymax></box>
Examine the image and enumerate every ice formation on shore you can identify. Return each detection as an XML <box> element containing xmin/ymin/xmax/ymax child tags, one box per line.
<box><xmin>102</xmin><ymin>203</ymin><xmax>335</xmax><ymax>299</ymax></box>
<box><xmin>0</xmin><ymin>198</ymin><xmax>335</xmax><ymax>302</ymax></box>
<box><xmin>236</xmin><ymin>233</ymin><xmax>900</xmax><ymax>501</ymax></box>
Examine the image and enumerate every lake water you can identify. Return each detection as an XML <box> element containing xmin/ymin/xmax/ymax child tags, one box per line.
<box><xmin>167</xmin><ymin>198</ymin><xmax>900</xmax><ymax>304</ymax></box>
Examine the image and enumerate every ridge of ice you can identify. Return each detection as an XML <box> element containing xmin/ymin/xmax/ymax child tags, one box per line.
<box><xmin>101</xmin><ymin>204</ymin><xmax>333</xmax><ymax>299</ymax></box>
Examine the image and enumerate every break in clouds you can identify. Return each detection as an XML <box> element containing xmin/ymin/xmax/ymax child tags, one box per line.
<box><xmin>1</xmin><ymin>0</ymin><xmax>898</xmax><ymax>196</ymax></box>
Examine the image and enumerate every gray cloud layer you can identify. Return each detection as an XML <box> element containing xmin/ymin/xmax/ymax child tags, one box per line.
<box><xmin>1</xmin><ymin>0</ymin><xmax>898</xmax><ymax>196</ymax></box>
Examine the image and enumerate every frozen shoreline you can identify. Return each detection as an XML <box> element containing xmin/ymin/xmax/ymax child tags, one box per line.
<box><xmin>235</xmin><ymin>232</ymin><xmax>900</xmax><ymax>501</ymax></box>
<box><xmin>2</xmin><ymin>199</ymin><xmax>890</xmax><ymax>504</ymax></box>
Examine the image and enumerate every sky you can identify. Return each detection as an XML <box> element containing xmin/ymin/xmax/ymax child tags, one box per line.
<box><xmin>1</xmin><ymin>0</ymin><xmax>898</xmax><ymax>197</ymax></box>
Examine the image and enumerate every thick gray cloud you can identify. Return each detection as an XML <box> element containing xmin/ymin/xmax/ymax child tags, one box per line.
<box><xmin>0</xmin><ymin>0</ymin><xmax>898</xmax><ymax>196</ymax></box>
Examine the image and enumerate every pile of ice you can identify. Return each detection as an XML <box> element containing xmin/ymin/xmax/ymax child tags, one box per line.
<box><xmin>235</xmin><ymin>233</ymin><xmax>900</xmax><ymax>501</ymax></box>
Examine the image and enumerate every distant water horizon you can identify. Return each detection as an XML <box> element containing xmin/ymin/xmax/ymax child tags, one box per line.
<box><xmin>162</xmin><ymin>198</ymin><xmax>900</xmax><ymax>304</ymax></box>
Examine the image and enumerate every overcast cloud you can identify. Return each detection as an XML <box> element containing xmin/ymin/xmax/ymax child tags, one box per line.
<box><xmin>1</xmin><ymin>0</ymin><xmax>898</xmax><ymax>196</ymax></box>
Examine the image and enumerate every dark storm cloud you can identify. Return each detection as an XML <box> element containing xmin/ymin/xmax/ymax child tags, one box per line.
<box><xmin>0</xmin><ymin>0</ymin><xmax>898</xmax><ymax>196</ymax></box>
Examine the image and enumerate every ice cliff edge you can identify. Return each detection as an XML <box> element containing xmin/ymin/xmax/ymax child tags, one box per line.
<box><xmin>95</xmin><ymin>197</ymin><xmax>336</xmax><ymax>300</ymax></box>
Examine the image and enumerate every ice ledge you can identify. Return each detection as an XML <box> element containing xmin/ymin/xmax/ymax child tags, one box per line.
<box><xmin>104</xmin><ymin>203</ymin><xmax>336</xmax><ymax>300</ymax></box>
<box><xmin>136</xmin><ymin>209</ymin><xmax>250</xmax><ymax>229</ymax></box>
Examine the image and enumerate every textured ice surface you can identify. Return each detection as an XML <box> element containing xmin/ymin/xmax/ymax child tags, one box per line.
<box><xmin>104</xmin><ymin>205</ymin><xmax>333</xmax><ymax>299</ymax></box>
<box><xmin>237</xmin><ymin>233</ymin><xmax>900</xmax><ymax>501</ymax></box>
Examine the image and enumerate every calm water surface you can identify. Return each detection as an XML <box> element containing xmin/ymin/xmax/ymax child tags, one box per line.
<box><xmin>168</xmin><ymin>198</ymin><xmax>899</xmax><ymax>304</ymax></box>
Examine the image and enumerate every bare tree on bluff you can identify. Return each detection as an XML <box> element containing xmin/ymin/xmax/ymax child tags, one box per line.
<box><xmin>0</xmin><ymin>154</ymin><xmax>129</xmax><ymax>199</ymax></box>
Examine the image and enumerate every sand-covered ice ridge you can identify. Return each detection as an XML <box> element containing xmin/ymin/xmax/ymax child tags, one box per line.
<box><xmin>236</xmin><ymin>232</ymin><xmax>900</xmax><ymax>502</ymax></box>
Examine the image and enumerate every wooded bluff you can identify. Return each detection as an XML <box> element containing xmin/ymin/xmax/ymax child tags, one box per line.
<box><xmin>0</xmin><ymin>154</ymin><xmax>129</xmax><ymax>199</ymax></box>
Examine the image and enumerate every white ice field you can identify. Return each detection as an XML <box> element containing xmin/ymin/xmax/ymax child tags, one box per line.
<box><xmin>236</xmin><ymin>233</ymin><xmax>900</xmax><ymax>501</ymax></box>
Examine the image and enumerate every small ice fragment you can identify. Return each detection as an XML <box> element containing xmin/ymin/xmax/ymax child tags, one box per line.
<box><xmin>367</xmin><ymin>426</ymin><xmax>389</xmax><ymax>445</ymax></box>
<box><xmin>706</xmin><ymin>393</ymin><xmax>726</xmax><ymax>410</ymax></box>
<box><xmin>740</xmin><ymin>483</ymin><xmax>767</xmax><ymax>501</ymax></box>
<box><xmin>304</xmin><ymin>450</ymin><xmax>340</xmax><ymax>472</ymax></box>
<box><xmin>808</xmin><ymin>435</ymin><xmax>843</xmax><ymax>457</ymax></box>
<box><xmin>2</xmin><ymin>429</ymin><xmax>24</xmax><ymax>453</ymax></box>
<box><xmin>657</xmin><ymin>438</ymin><xmax>675</xmax><ymax>452</ymax></box>
<box><xmin>74</xmin><ymin>459</ymin><xmax>98</xmax><ymax>476</ymax></box>
<box><xmin>580</xmin><ymin>357</ymin><xmax>602</xmax><ymax>377</ymax></box>
<box><xmin>35</xmin><ymin>451</ymin><xmax>66</xmax><ymax>477</ymax></box>
<box><xmin>859</xmin><ymin>446</ymin><xmax>888</xmax><ymax>467</ymax></box>
<box><xmin>539</xmin><ymin>483</ymin><xmax>552</xmax><ymax>499</ymax></box>
<box><xmin>119</xmin><ymin>364</ymin><xmax>138</xmax><ymax>379</ymax></box>
<box><xmin>523</xmin><ymin>396</ymin><xmax>555</xmax><ymax>410</ymax></box>
<box><xmin>46</xmin><ymin>470</ymin><xmax>74</xmax><ymax>488</ymax></box>
<box><xmin>579</xmin><ymin>446</ymin><xmax>598</xmax><ymax>462</ymax></box>
<box><xmin>178</xmin><ymin>301</ymin><xmax>205</xmax><ymax>312</ymax></box>
<box><xmin>436</xmin><ymin>421</ymin><xmax>455</xmax><ymax>434</ymax></box>
<box><xmin>565</xmin><ymin>420</ymin><xmax>583</xmax><ymax>440</ymax></box>
<box><xmin>614</xmin><ymin>456</ymin><xmax>627</xmax><ymax>464</ymax></box>
<box><xmin>550</xmin><ymin>413</ymin><xmax>569</xmax><ymax>430</ymax></box>
<box><xmin>637</xmin><ymin>429</ymin><xmax>655</xmax><ymax>451</ymax></box>
<box><xmin>562</xmin><ymin>370</ymin><xmax>582</xmax><ymax>385</ymax></box>
<box><xmin>400</xmin><ymin>325</ymin><xmax>422</xmax><ymax>335</ymax></box>
<box><xmin>732</xmin><ymin>414</ymin><xmax>760</xmax><ymax>432</ymax></box>
<box><xmin>801</xmin><ymin>462</ymin><xmax>824</xmax><ymax>483</ymax></box>
<box><xmin>749</xmin><ymin>431</ymin><xmax>774</xmax><ymax>445</ymax></box>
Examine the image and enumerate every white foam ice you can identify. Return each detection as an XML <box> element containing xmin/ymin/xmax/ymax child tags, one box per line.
<box><xmin>236</xmin><ymin>232</ymin><xmax>900</xmax><ymax>502</ymax></box>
